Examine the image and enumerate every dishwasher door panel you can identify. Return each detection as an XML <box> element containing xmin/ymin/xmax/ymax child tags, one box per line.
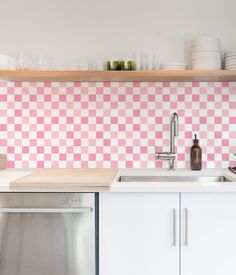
<box><xmin>0</xmin><ymin>193</ymin><xmax>96</xmax><ymax>275</ymax></box>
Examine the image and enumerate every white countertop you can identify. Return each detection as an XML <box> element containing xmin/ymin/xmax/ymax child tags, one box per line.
<box><xmin>1</xmin><ymin>168</ymin><xmax>236</xmax><ymax>193</ymax></box>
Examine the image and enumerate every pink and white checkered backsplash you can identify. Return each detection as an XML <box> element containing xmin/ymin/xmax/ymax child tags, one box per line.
<box><xmin>0</xmin><ymin>81</ymin><xmax>236</xmax><ymax>169</ymax></box>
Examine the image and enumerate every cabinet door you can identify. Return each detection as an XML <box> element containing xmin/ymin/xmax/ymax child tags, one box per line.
<box><xmin>181</xmin><ymin>193</ymin><xmax>236</xmax><ymax>275</ymax></box>
<box><xmin>99</xmin><ymin>193</ymin><xmax>179</xmax><ymax>275</ymax></box>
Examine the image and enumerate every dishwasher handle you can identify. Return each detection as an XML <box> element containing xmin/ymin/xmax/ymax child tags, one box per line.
<box><xmin>0</xmin><ymin>207</ymin><xmax>93</xmax><ymax>213</ymax></box>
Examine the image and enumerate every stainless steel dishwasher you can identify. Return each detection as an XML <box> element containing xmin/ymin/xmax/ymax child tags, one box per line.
<box><xmin>0</xmin><ymin>192</ymin><xmax>98</xmax><ymax>275</ymax></box>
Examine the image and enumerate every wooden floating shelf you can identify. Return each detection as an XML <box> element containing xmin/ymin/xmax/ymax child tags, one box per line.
<box><xmin>0</xmin><ymin>70</ymin><xmax>236</xmax><ymax>82</ymax></box>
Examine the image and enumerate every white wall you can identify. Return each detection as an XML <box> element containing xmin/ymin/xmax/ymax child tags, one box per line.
<box><xmin>0</xmin><ymin>0</ymin><xmax>236</xmax><ymax>66</ymax></box>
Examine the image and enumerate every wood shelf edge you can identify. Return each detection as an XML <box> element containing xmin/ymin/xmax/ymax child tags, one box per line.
<box><xmin>0</xmin><ymin>70</ymin><xmax>236</xmax><ymax>82</ymax></box>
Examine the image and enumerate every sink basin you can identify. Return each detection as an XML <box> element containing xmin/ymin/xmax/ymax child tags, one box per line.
<box><xmin>118</xmin><ymin>175</ymin><xmax>231</xmax><ymax>183</ymax></box>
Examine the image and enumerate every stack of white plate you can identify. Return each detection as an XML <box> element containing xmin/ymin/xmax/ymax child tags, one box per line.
<box><xmin>160</xmin><ymin>63</ymin><xmax>187</xmax><ymax>70</ymax></box>
<box><xmin>224</xmin><ymin>51</ymin><xmax>236</xmax><ymax>70</ymax></box>
<box><xmin>191</xmin><ymin>37</ymin><xmax>222</xmax><ymax>70</ymax></box>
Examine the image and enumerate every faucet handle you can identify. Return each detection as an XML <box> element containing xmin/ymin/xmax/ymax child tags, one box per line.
<box><xmin>155</xmin><ymin>152</ymin><xmax>176</xmax><ymax>161</ymax></box>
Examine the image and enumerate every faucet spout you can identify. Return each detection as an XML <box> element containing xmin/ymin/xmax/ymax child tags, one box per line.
<box><xmin>170</xmin><ymin>112</ymin><xmax>179</xmax><ymax>153</ymax></box>
<box><xmin>155</xmin><ymin>112</ymin><xmax>179</xmax><ymax>170</ymax></box>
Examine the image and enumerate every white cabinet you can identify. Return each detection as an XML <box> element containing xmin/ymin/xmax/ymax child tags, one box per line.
<box><xmin>99</xmin><ymin>193</ymin><xmax>179</xmax><ymax>275</ymax></box>
<box><xmin>181</xmin><ymin>193</ymin><xmax>236</xmax><ymax>275</ymax></box>
<box><xmin>100</xmin><ymin>192</ymin><xmax>236</xmax><ymax>275</ymax></box>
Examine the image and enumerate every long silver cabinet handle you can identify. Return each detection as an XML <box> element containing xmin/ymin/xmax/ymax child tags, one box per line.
<box><xmin>183</xmin><ymin>208</ymin><xmax>188</xmax><ymax>246</ymax></box>
<box><xmin>0</xmin><ymin>207</ymin><xmax>93</xmax><ymax>213</ymax></box>
<box><xmin>172</xmin><ymin>208</ymin><xmax>177</xmax><ymax>247</ymax></box>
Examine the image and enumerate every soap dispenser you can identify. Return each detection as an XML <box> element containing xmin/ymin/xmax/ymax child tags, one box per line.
<box><xmin>191</xmin><ymin>134</ymin><xmax>202</xmax><ymax>170</ymax></box>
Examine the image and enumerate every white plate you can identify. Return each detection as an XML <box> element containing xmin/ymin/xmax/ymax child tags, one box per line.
<box><xmin>224</xmin><ymin>54</ymin><xmax>236</xmax><ymax>59</ymax></box>
<box><xmin>160</xmin><ymin>64</ymin><xmax>187</xmax><ymax>67</ymax></box>
<box><xmin>225</xmin><ymin>68</ymin><xmax>236</xmax><ymax>70</ymax></box>
<box><xmin>225</xmin><ymin>59</ymin><xmax>236</xmax><ymax>63</ymax></box>
<box><xmin>160</xmin><ymin>66</ymin><xmax>187</xmax><ymax>69</ymax></box>
<box><xmin>224</xmin><ymin>58</ymin><xmax>236</xmax><ymax>62</ymax></box>
<box><xmin>160</xmin><ymin>68</ymin><xmax>187</xmax><ymax>71</ymax></box>
<box><xmin>160</xmin><ymin>68</ymin><xmax>187</xmax><ymax>70</ymax></box>
<box><xmin>224</xmin><ymin>62</ymin><xmax>236</xmax><ymax>66</ymax></box>
<box><xmin>225</xmin><ymin>60</ymin><xmax>236</xmax><ymax>64</ymax></box>
<box><xmin>225</xmin><ymin>66</ymin><xmax>236</xmax><ymax>69</ymax></box>
<box><xmin>225</xmin><ymin>50</ymin><xmax>236</xmax><ymax>55</ymax></box>
<box><xmin>161</xmin><ymin>62</ymin><xmax>187</xmax><ymax>66</ymax></box>
<box><xmin>224</xmin><ymin>55</ymin><xmax>236</xmax><ymax>59</ymax></box>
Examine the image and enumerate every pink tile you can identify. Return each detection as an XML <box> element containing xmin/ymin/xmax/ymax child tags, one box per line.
<box><xmin>207</xmin><ymin>139</ymin><xmax>215</xmax><ymax>146</ymax></box>
<box><xmin>0</xmin><ymin>125</ymin><xmax>7</xmax><ymax>131</ymax></box>
<box><xmin>192</xmin><ymin>124</ymin><xmax>199</xmax><ymax>131</ymax></box>
<box><xmin>215</xmin><ymin>132</ymin><xmax>222</xmax><ymax>138</ymax></box>
<box><xmin>103</xmin><ymin>139</ymin><xmax>111</xmax><ymax>146</ymax></box>
<box><xmin>0</xmin><ymin>81</ymin><xmax>234</xmax><ymax>169</ymax></box>
<box><xmin>133</xmin><ymin>110</ymin><xmax>140</xmax><ymax>117</ymax></box>
<box><xmin>207</xmin><ymin>95</ymin><xmax>215</xmax><ymax>101</ymax></box>
<box><xmin>192</xmin><ymin>95</ymin><xmax>199</xmax><ymax>101</ymax></box>
<box><xmin>222</xmin><ymin>139</ymin><xmax>229</xmax><ymax>146</ymax></box>
<box><xmin>185</xmin><ymin>117</ymin><xmax>192</xmax><ymax>124</ymax></box>
<box><xmin>163</xmin><ymin>95</ymin><xmax>170</xmax><ymax>101</ymax></box>
<box><xmin>118</xmin><ymin>124</ymin><xmax>126</xmax><ymax>131</ymax></box>
<box><xmin>200</xmin><ymin>117</ymin><xmax>207</xmax><ymax>124</ymax></box>
<box><xmin>133</xmin><ymin>124</ymin><xmax>140</xmax><ymax>131</ymax></box>
<box><xmin>229</xmin><ymin>117</ymin><xmax>236</xmax><ymax>124</ymax></box>
<box><xmin>155</xmin><ymin>132</ymin><xmax>163</xmax><ymax>138</ymax></box>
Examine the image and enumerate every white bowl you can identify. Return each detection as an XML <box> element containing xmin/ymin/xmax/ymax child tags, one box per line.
<box><xmin>193</xmin><ymin>65</ymin><xmax>221</xmax><ymax>70</ymax></box>
<box><xmin>0</xmin><ymin>54</ymin><xmax>9</xmax><ymax>70</ymax></box>
<box><xmin>8</xmin><ymin>57</ymin><xmax>18</xmax><ymax>70</ymax></box>
<box><xmin>192</xmin><ymin>36</ymin><xmax>220</xmax><ymax>44</ymax></box>
<box><xmin>191</xmin><ymin>37</ymin><xmax>221</xmax><ymax>49</ymax></box>
<box><xmin>191</xmin><ymin>47</ymin><xmax>221</xmax><ymax>54</ymax></box>
<box><xmin>192</xmin><ymin>52</ymin><xmax>221</xmax><ymax>61</ymax></box>
<box><xmin>192</xmin><ymin>60</ymin><xmax>221</xmax><ymax>66</ymax></box>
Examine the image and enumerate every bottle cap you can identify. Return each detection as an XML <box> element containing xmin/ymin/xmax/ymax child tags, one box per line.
<box><xmin>193</xmin><ymin>134</ymin><xmax>199</xmax><ymax>145</ymax></box>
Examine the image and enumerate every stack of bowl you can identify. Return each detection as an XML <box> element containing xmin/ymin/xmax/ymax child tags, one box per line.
<box><xmin>191</xmin><ymin>37</ymin><xmax>222</xmax><ymax>70</ymax></box>
<box><xmin>224</xmin><ymin>51</ymin><xmax>236</xmax><ymax>70</ymax></box>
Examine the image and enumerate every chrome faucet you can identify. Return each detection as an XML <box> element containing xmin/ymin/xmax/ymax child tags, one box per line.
<box><xmin>155</xmin><ymin>112</ymin><xmax>179</xmax><ymax>170</ymax></box>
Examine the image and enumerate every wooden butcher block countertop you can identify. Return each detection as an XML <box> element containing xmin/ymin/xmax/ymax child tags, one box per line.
<box><xmin>10</xmin><ymin>168</ymin><xmax>119</xmax><ymax>190</ymax></box>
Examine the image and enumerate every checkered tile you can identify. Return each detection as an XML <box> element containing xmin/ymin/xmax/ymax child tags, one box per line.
<box><xmin>0</xmin><ymin>81</ymin><xmax>236</xmax><ymax>169</ymax></box>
